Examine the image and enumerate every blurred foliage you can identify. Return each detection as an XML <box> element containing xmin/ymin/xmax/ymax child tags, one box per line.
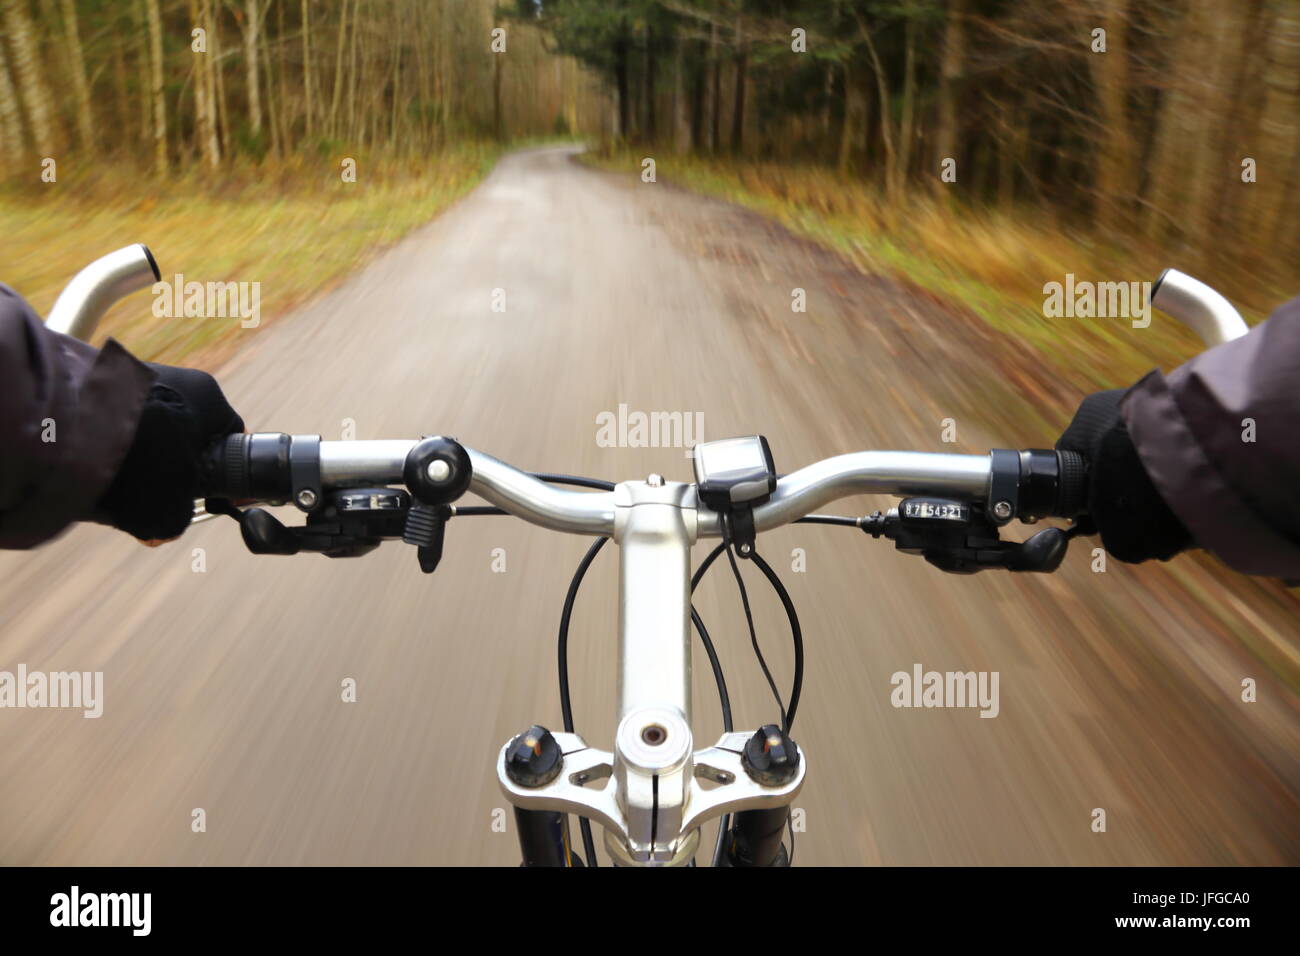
<box><xmin>0</xmin><ymin>142</ymin><xmax>501</xmax><ymax>366</ymax></box>
<box><xmin>540</xmin><ymin>1</ymin><xmax>1297</xmax><ymax>319</ymax></box>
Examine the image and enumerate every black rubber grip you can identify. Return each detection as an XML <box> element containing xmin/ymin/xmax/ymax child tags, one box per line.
<box><xmin>221</xmin><ymin>433</ymin><xmax>249</xmax><ymax>498</ymax></box>
<box><xmin>200</xmin><ymin>434</ymin><xmax>248</xmax><ymax>498</ymax></box>
<box><xmin>200</xmin><ymin>432</ymin><xmax>293</xmax><ymax>501</ymax></box>
<box><xmin>1015</xmin><ymin>448</ymin><xmax>1089</xmax><ymax>520</ymax></box>
<box><xmin>1054</xmin><ymin>449</ymin><xmax>1087</xmax><ymax>518</ymax></box>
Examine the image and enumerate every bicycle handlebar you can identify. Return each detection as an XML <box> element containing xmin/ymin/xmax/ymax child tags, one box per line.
<box><xmin>201</xmin><ymin>433</ymin><xmax>1087</xmax><ymax>536</ymax></box>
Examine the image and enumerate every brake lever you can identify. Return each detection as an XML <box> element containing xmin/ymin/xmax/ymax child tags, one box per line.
<box><xmin>918</xmin><ymin>525</ymin><xmax>1069</xmax><ymax>574</ymax></box>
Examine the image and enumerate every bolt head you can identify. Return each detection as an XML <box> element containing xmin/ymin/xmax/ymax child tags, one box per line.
<box><xmin>295</xmin><ymin>488</ymin><xmax>318</xmax><ymax>509</ymax></box>
<box><xmin>992</xmin><ymin>500</ymin><xmax>1013</xmax><ymax>520</ymax></box>
<box><xmin>640</xmin><ymin>723</ymin><xmax>667</xmax><ymax>746</ymax></box>
<box><xmin>647</xmin><ymin>473</ymin><xmax>664</xmax><ymax>487</ymax></box>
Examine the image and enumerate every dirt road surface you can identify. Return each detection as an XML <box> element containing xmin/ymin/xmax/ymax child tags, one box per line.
<box><xmin>2</xmin><ymin>146</ymin><xmax>1297</xmax><ymax>865</ymax></box>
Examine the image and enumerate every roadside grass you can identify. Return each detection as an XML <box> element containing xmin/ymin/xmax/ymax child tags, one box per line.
<box><xmin>0</xmin><ymin>141</ymin><xmax>501</xmax><ymax>367</ymax></box>
<box><xmin>581</xmin><ymin>147</ymin><xmax>1294</xmax><ymax>416</ymax></box>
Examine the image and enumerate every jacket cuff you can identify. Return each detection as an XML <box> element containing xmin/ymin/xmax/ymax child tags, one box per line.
<box><xmin>1122</xmin><ymin>369</ymin><xmax>1300</xmax><ymax>578</ymax></box>
<box><xmin>7</xmin><ymin>337</ymin><xmax>156</xmax><ymax>545</ymax></box>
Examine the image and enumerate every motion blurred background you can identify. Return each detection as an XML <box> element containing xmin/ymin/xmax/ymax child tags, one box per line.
<box><xmin>0</xmin><ymin>0</ymin><xmax>1297</xmax><ymax>865</ymax></box>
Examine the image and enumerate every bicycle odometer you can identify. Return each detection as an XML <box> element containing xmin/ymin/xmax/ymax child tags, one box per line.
<box><xmin>693</xmin><ymin>435</ymin><xmax>777</xmax><ymax>511</ymax></box>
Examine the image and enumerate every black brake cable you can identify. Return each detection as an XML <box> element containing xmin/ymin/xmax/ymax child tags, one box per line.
<box><xmin>692</xmin><ymin>543</ymin><xmax>737</xmax><ymax>867</ymax></box>
<box><xmin>746</xmin><ymin>549</ymin><xmax>804</xmax><ymax>732</ymax></box>
<box><xmin>746</xmin><ymin>546</ymin><xmax>804</xmax><ymax>865</ymax></box>
<box><xmin>557</xmin><ymin>535</ymin><xmax>607</xmax><ymax>869</ymax></box>
<box><xmin>546</xmin><ymin>474</ymin><xmax>618</xmax><ymax>868</ymax></box>
<box><xmin>694</xmin><ymin>535</ymin><xmax>809</xmax><ymax>865</ymax></box>
<box><xmin>532</xmin><ymin>472</ymin><xmax>618</xmax><ymax>491</ymax></box>
<box><xmin>796</xmin><ymin>514</ymin><xmax>860</xmax><ymax>527</ymax></box>
<box><xmin>721</xmin><ymin>544</ymin><xmax>804</xmax><ymax>866</ymax></box>
<box><xmin>456</xmin><ymin>508</ymin><xmax>860</xmax><ymax>526</ymax></box>
<box><xmin>700</xmin><ymin>538</ymin><xmax>793</xmax><ymax>866</ymax></box>
<box><xmin>723</xmin><ymin>543</ymin><xmax>788</xmax><ymax>729</ymax></box>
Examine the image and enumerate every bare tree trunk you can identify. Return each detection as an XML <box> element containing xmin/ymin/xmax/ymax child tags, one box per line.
<box><xmin>897</xmin><ymin>13</ymin><xmax>917</xmax><ymax>184</ymax></box>
<box><xmin>145</xmin><ymin>0</ymin><xmax>168</xmax><ymax>173</ymax></box>
<box><xmin>211</xmin><ymin>1</ymin><xmax>229</xmax><ymax>156</ymax></box>
<box><xmin>708</xmin><ymin>22</ymin><xmax>721</xmax><ymax>152</ymax></box>
<box><xmin>413</xmin><ymin>0</ymin><xmax>430</xmax><ymax>147</ymax></box>
<box><xmin>109</xmin><ymin>18</ymin><xmax>131</xmax><ymax>144</ymax></box>
<box><xmin>244</xmin><ymin>0</ymin><xmax>262</xmax><ymax>135</ymax></box>
<box><xmin>0</xmin><ymin>40</ymin><xmax>23</xmax><ymax>163</ymax></box>
<box><xmin>301</xmin><ymin>0</ymin><xmax>314</xmax><ymax>139</ymax></box>
<box><xmin>136</xmin><ymin>0</ymin><xmax>151</xmax><ymax>143</ymax></box>
<box><xmin>993</xmin><ymin>96</ymin><xmax>1026</xmax><ymax>208</ymax></box>
<box><xmin>347</xmin><ymin>0</ymin><xmax>360</xmax><ymax>141</ymax></box>
<box><xmin>358</xmin><ymin>4</ymin><xmax>372</xmax><ymax>147</ymax></box>
<box><xmin>1250</xmin><ymin>0</ymin><xmax>1300</xmax><ymax>251</ymax></box>
<box><xmin>3</xmin><ymin>0</ymin><xmax>56</xmax><ymax>156</ymax></box>
<box><xmin>432</xmin><ymin>0</ymin><xmax>444</xmax><ymax>148</ymax></box>
<box><xmin>838</xmin><ymin>59</ymin><xmax>864</xmax><ymax>174</ymax></box>
<box><xmin>821</xmin><ymin>63</ymin><xmax>834</xmax><ymax>146</ymax></box>
<box><xmin>1145</xmin><ymin>0</ymin><xmax>1220</xmax><ymax>243</ymax></box>
<box><xmin>191</xmin><ymin>0</ymin><xmax>207</xmax><ymax>165</ymax></box>
<box><xmin>565</xmin><ymin>54</ymin><xmax>578</xmax><ymax>135</ymax></box>
<box><xmin>688</xmin><ymin>38</ymin><xmax>706</xmax><ymax>151</ymax></box>
<box><xmin>329</xmin><ymin>0</ymin><xmax>350</xmax><ymax>137</ymax></box>
<box><xmin>672</xmin><ymin>36</ymin><xmax>688</xmax><ymax>151</ymax></box>
<box><xmin>614</xmin><ymin>28</ymin><xmax>630</xmax><ymax>140</ymax></box>
<box><xmin>1081</xmin><ymin>0</ymin><xmax>1134</xmax><ymax>231</ymax></box>
<box><xmin>390</xmin><ymin>2</ymin><xmax>403</xmax><ymax>147</ymax></box>
<box><xmin>730</xmin><ymin>16</ymin><xmax>747</xmax><ymax>154</ymax></box>
<box><xmin>1187</xmin><ymin>1</ymin><xmax>1249</xmax><ymax>258</ymax></box>
<box><xmin>933</xmin><ymin>0</ymin><xmax>965</xmax><ymax>195</ymax></box>
<box><xmin>261</xmin><ymin>7</ymin><xmax>282</xmax><ymax>156</ymax></box>
<box><xmin>644</xmin><ymin>24</ymin><xmax>657</xmax><ymax>142</ymax></box>
<box><xmin>857</xmin><ymin>19</ymin><xmax>897</xmax><ymax>198</ymax></box>
<box><xmin>58</xmin><ymin>0</ymin><xmax>95</xmax><ymax>150</ymax></box>
<box><xmin>493</xmin><ymin>32</ymin><xmax>503</xmax><ymax>138</ymax></box>
<box><xmin>190</xmin><ymin>0</ymin><xmax>220</xmax><ymax>168</ymax></box>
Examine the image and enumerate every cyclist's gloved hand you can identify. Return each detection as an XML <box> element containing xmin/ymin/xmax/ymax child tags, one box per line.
<box><xmin>96</xmin><ymin>364</ymin><xmax>244</xmax><ymax>542</ymax></box>
<box><xmin>1055</xmin><ymin>388</ymin><xmax>1191</xmax><ymax>564</ymax></box>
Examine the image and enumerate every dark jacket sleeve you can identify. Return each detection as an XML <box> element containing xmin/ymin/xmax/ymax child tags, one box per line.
<box><xmin>1122</xmin><ymin>295</ymin><xmax>1300</xmax><ymax>578</ymax></box>
<box><xmin>0</xmin><ymin>284</ymin><xmax>155</xmax><ymax>548</ymax></box>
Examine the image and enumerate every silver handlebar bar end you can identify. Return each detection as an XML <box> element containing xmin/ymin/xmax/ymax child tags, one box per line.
<box><xmin>45</xmin><ymin>244</ymin><xmax>161</xmax><ymax>344</ymax></box>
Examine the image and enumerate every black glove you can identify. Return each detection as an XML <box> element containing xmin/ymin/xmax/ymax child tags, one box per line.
<box><xmin>97</xmin><ymin>364</ymin><xmax>244</xmax><ymax>541</ymax></box>
<box><xmin>1056</xmin><ymin>389</ymin><xmax>1191</xmax><ymax>564</ymax></box>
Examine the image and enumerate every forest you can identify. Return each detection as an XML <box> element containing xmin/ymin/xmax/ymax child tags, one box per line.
<box><xmin>0</xmin><ymin>0</ymin><xmax>606</xmax><ymax>169</ymax></box>
<box><xmin>522</xmin><ymin>0</ymin><xmax>1297</xmax><ymax>287</ymax></box>
<box><xmin>3</xmin><ymin>1</ymin><xmax>1295</xmax><ymax>269</ymax></box>
<box><xmin>1</xmin><ymin>1</ymin><xmax>1296</xmax><ymax>352</ymax></box>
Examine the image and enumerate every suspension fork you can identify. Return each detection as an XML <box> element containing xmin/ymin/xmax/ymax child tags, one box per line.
<box><xmin>513</xmin><ymin>808</ymin><xmax>580</xmax><ymax>867</ymax></box>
